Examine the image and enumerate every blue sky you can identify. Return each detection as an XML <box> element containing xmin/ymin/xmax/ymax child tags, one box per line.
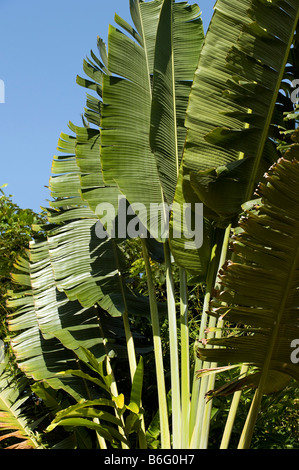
<box><xmin>0</xmin><ymin>0</ymin><xmax>214</xmax><ymax>213</ymax></box>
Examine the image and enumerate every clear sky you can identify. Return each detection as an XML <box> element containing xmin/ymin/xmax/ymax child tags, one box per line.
<box><xmin>0</xmin><ymin>0</ymin><xmax>214</xmax><ymax>214</ymax></box>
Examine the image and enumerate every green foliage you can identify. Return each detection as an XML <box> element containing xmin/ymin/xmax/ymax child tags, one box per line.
<box><xmin>0</xmin><ymin>186</ymin><xmax>46</xmax><ymax>364</ymax></box>
<box><xmin>208</xmin><ymin>375</ymin><xmax>299</xmax><ymax>450</ymax></box>
<box><xmin>0</xmin><ymin>186</ymin><xmax>45</xmax><ymax>296</ymax></box>
<box><xmin>0</xmin><ymin>358</ymin><xmax>44</xmax><ymax>449</ymax></box>
<box><xmin>46</xmin><ymin>348</ymin><xmax>146</xmax><ymax>449</ymax></box>
<box><xmin>251</xmin><ymin>381</ymin><xmax>299</xmax><ymax>449</ymax></box>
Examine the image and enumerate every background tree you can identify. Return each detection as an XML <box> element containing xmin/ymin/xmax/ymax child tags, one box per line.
<box><xmin>0</xmin><ymin>185</ymin><xmax>46</xmax><ymax>346</ymax></box>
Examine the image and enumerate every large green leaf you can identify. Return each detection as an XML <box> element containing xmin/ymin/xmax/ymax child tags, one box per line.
<box><xmin>75</xmin><ymin>0</ymin><xmax>207</xmax><ymax>277</ymax></box>
<box><xmin>8</xmin><ymin>252</ymin><xmax>112</xmax><ymax>401</ymax></box>
<box><xmin>77</xmin><ymin>0</ymin><xmax>206</xmax><ymax>276</ymax></box>
<box><xmin>170</xmin><ymin>0</ymin><xmax>299</xmax><ymax>273</ymax></box>
<box><xmin>46</xmin><ymin>347</ymin><xmax>145</xmax><ymax>448</ymax></box>
<box><xmin>197</xmin><ymin>153</ymin><xmax>299</xmax><ymax>394</ymax></box>
<box><xmin>48</xmin><ymin>120</ymin><xmax>164</xmax><ymax>322</ymax></box>
<box><xmin>100</xmin><ymin>0</ymin><xmax>164</xmax><ymax>238</ymax></box>
<box><xmin>183</xmin><ymin>0</ymin><xmax>298</xmax><ymax>213</ymax></box>
<box><xmin>100</xmin><ymin>0</ymin><xmax>204</xmax><ymax>241</ymax></box>
<box><xmin>150</xmin><ymin>0</ymin><xmax>204</xmax><ymax>205</ymax></box>
<box><xmin>8</xmin><ymin>237</ymin><xmax>152</xmax><ymax>403</ymax></box>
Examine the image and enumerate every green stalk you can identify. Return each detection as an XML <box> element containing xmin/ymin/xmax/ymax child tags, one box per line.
<box><xmin>93</xmin><ymin>418</ymin><xmax>108</xmax><ymax>449</ymax></box>
<box><xmin>190</xmin><ymin>225</ymin><xmax>231</xmax><ymax>448</ymax></box>
<box><xmin>198</xmin><ymin>366</ymin><xmax>215</xmax><ymax>449</ymax></box>
<box><xmin>189</xmin><ymin>366</ymin><xmax>210</xmax><ymax>448</ymax></box>
<box><xmin>113</xmin><ymin>241</ymin><xmax>147</xmax><ymax>449</ymax></box>
<box><xmin>112</xmin><ymin>240</ymin><xmax>137</xmax><ymax>380</ymax></box>
<box><xmin>188</xmin><ymin>252</ymin><xmax>215</xmax><ymax>431</ymax></box>
<box><xmin>198</xmin><ymin>225</ymin><xmax>231</xmax><ymax>448</ymax></box>
<box><xmin>190</xmin><ymin>315</ymin><xmax>219</xmax><ymax>448</ymax></box>
<box><xmin>237</xmin><ymin>387</ymin><xmax>262</xmax><ymax>449</ymax></box>
<box><xmin>189</xmin><ymin>229</ymin><xmax>224</xmax><ymax>447</ymax></box>
<box><xmin>141</xmin><ymin>238</ymin><xmax>171</xmax><ymax>449</ymax></box>
<box><xmin>78</xmin><ymin>357</ymin><xmax>108</xmax><ymax>449</ymax></box>
<box><xmin>123</xmin><ymin>312</ymin><xmax>147</xmax><ymax>449</ymax></box>
<box><xmin>198</xmin><ymin>317</ymin><xmax>224</xmax><ymax>449</ymax></box>
<box><xmin>98</xmin><ymin>317</ymin><xmax>130</xmax><ymax>449</ymax></box>
<box><xmin>164</xmin><ymin>241</ymin><xmax>181</xmax><ymax>449</ymax></box>
<box><xmin>179</xmin><ymin>267</ymin><xmax>190</xmax><ymax>449</ymax></box>
<box><xmin>104</xmin><ymin>355</ymin><xmax>130</xmax><ymax>449</ymax></box>
<box><xmin>220</xmin><ymin>364</ymin><xmax>249</xmax><ymax>449</ymax></box>
<box><xmin>189</xmin><ymin>287</ymin><xmax>215</xmax><ymax>447</ymax></box>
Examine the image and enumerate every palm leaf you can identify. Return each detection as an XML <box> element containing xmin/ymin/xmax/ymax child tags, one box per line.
<box><xmin>47</xmin><ymin>347</ymin><xmax>144</xmax><ymax>448</ymax></box>
<box><xmin>197</xmin><ymin>153</ymin><xmax>299</xmax><ymax>395</ymax></box>
<box><xmin>183</xmin><ymin>0</ymin><xmax>298</xmax><ymax>218</ymax></box>
<box><xmin>8</xmin><ymin>237</ymin><xmax>151</xmax><ymax>402</ymax></box>
<box><xmin>100</xmin><ymin>0</ymin><xmax>164</xmax><ymax>238</ymax></box>
<box><xmin>170</xmin><ymin>0</ymin><xmax>298</xmax><ymax>274</ymax></box>
<box><xmin>150</xmin><ymin>0</ymin><xmax>204</xmax><ymax>205</ymax></box>
<box><xmin>48</xmin><ymin>117</ymin><xmax>162</xmax><ymax>321</ymax></box>
<box><xmin>0</xmin><ymin>360</ymin><xmax>43</xmax><ymax>449</ymax></box>
<box><xmin>8</xmin><ymin>252</ymin><xmax>109</xmax><ymax>401</ymax></box>
<box><xmin>75</xmin><ymin>0</ymin><xmax>207</xmax><ymax>276</ymax></box>
<box><xmin>100</xmin><ymin>0</ymin><xmax>204</xmax><ymax>240</ymax></box>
